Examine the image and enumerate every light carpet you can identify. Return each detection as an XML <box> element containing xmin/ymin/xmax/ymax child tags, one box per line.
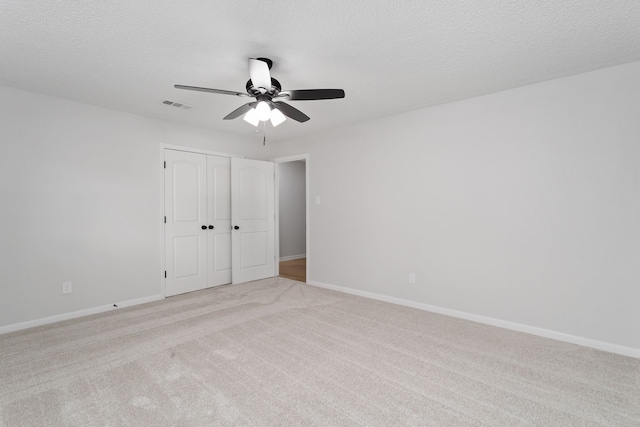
<box><xmin>1</xmin><ymin>277</ymin><xmax>638</xmax><ymax>426</ymax></box>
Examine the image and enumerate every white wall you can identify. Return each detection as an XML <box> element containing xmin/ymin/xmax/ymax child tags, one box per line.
<box><xmin>278</xmin><ymin>161</ymin><xmax>306</xmax><ymax>259</ymax></box>
<box><xmin>0</xmin><ymin>85</ymin><xmax>267</xmax><ymax>329</ymax></box>
<box><xmin>269</xmin><ymin>61</ymin><xmax>640</xmax><ymax>352</ymax></box>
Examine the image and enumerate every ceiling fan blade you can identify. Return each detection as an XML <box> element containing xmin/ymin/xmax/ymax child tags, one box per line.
<box><xmin>248</xmin><ymin>58</ymin><xmax>271</xmax><ymax>91</ymax></box>
<box><xmin>271</xmin><ymin>101</ymin><xmax>310</xmax><ymax>122</ymax></box>
<box><xmin>174</xmin><ymin>85</ymin><xmax>249</xmax><ymax>97</ymax></box>
<box><xmin>277</xmin><ymin>89</ymin><xmax>345</xmax><ymax>101</ymax></box>
<box><xmin>223</xmin><ymin>102</ymin><xmax>258</xmax><ymax>120</ymax></box>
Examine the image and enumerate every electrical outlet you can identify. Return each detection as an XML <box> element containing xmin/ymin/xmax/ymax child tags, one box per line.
<box><xmin>409</xmin><ymin>273</ymin><xmax>416</xmax><ymax>284</ymax></box>
<box><xmin>62</xmin><ymin>282</ymin><xmax>72</xmax><ymax>294</ymax></box>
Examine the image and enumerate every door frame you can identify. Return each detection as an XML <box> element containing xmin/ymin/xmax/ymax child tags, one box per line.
<box><xmin>272</xmin><ymin>153</ymin><xmax>310</xmax><ymax>281</ymax></box>
<box><xmin>160</xmin><ymin>143</ymin><xmax>243</xmax><ymax>297</ymax></box>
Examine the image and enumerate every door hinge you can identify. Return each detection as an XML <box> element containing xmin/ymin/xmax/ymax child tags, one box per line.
<box><xmin>164</xmin><ymin>216</ymin><xmax>166</xmax><ymax>223</ymax></box>
<box><xmin>164</xmin><ymin>161</ymin><xmax>166</xmax><ymax>169</ymax></box>
<box><xmin>164</xmin><ymin>270</ymin><xmax>167</xmax><ymax>278</ymax></box>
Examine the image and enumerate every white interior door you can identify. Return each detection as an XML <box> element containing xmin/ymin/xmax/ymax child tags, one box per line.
<box><xmin>165</xmin><ymin>150</ymin><xmax>207</xmax><ymax>296</ymax></box>
<box><xmin>231</xmin><ymin>157</ymin><xmax>275</xmax><ymax>284</ymax></box>
<box><xmin>207</xmin><ymin>155</ymin><xmax>232</xmax><ymax>286</ymax></box>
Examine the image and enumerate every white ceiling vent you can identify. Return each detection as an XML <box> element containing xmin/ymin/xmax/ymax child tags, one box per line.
<box><xmin>162</xmin><ymin>99</ymin><xmax>194</xmax><ymax>111</ymax></box>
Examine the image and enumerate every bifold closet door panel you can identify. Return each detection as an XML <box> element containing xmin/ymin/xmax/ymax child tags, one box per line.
<box><xmin>231</xmin><ymin>157</ymin><xmax>275</xmax><ymax>284</ymax></box>
<box><xmin>164</xmin><ymin>150</ymin><xmax>208</xmax><ymax>296</ymax></box>
<box><xmin>207</xmin><ymin>155</ymin><xmax>232</xmax><ymax>286</ymax></box>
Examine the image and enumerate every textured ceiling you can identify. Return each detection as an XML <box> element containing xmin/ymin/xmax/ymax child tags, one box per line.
<box><xmin>2</xmin><ymin>1</ymin><xmax>640</xmax><ymax>141</ymax></box>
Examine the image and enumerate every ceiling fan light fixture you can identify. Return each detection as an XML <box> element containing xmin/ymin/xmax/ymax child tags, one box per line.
<box><xmin>270</xmin><ymin>108</ymin><xmax>286</xmax><ymax>127</ymax></box>
<box><xmin>255</xmin><ymin>101</ymin><xmax>271</xmax><ymax>121</ymax></box>
<box><xmin>243</xmin><ymin>108</ymin><xmax>260</xmax><ymax>126</ymax></box>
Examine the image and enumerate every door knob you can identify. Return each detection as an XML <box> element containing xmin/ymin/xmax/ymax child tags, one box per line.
<box><xmin>208</xmin><ymin>225</ymin><xmax>214</xmax><ymax>229</ymax></box>
<box><xmin>234</xmin><ymin>225</ymin><xmax>240</xmax><ymax>230</ymax></box>
<box><xmin>201</xmin><ymin>225</ymin><xmax>207</xmax><ymax>230</ymax></box>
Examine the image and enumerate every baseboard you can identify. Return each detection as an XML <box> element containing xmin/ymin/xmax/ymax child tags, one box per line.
<box><xmin>308</xmin><ymin>280</ymin><xmax>640</xmax><ymax>359</ymax></box>
<box><xmin>0</xmin><ymin>294</ymin><xmax>164</xmax><ymax>335</ymax></box>
<box><xmin>279</xmin><ymin>254</ymin><xmax>306</xmax><ymax>262</ymax></box>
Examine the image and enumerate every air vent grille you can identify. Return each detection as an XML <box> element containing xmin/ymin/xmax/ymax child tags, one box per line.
<box><xmin>162</xmin><ymin>99</ymin><xmax>194</xmax><ymax>111</ymax></box>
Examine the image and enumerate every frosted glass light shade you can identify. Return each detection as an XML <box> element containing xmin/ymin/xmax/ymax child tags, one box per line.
<box><xmin>243</xmin><ymin>108</ymin><xmax>259</xmax><ymax>126</ymax></box>
<box><xmin>270</xmin><ymin>108</ymin><xmax>286</xmax><ymax>127</ymax></box>
<box><xmin>255</xmin><ymin>101</ymin><xmax>271</xmax><ymax>121</ymax></box>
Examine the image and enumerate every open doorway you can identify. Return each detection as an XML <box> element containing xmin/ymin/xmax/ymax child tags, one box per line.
<box><xmin>275</xmin><ymin>155</ymin><xmax>308</xmax><ymax>283</ymax></box>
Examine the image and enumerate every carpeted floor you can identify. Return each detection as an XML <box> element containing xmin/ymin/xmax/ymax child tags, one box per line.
<box><xmin>1</xmin><ymin>277</ymin><xmax>639</xmax><ymax>426</ymax></box>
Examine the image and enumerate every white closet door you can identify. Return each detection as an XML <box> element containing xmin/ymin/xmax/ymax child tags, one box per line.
<box><xmin>165</xmin><ymin>150</ymin><xmax>208</xmax><ymax>296</ymax></box>
<box><xmin>207</xmin><ymin>155</ymin><xmax>232</xmax><ymax>286</ymax></box>
<box><xmin>231</xmin><ymin>157</ymin><xmax>275</xmax><ymax>284</ymax></box>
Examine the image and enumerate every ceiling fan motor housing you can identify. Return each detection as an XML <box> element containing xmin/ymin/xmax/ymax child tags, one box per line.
<box><xmin>246</xmin><ymin>77</ymin><xmax>281</xmax><ymax>97</ymax></box>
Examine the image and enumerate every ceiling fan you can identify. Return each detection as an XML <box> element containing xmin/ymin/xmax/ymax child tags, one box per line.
<box><xmin>175</xmin><ymin>58</ymin><xmax>345</xmax><ymax>127</ymax></box>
